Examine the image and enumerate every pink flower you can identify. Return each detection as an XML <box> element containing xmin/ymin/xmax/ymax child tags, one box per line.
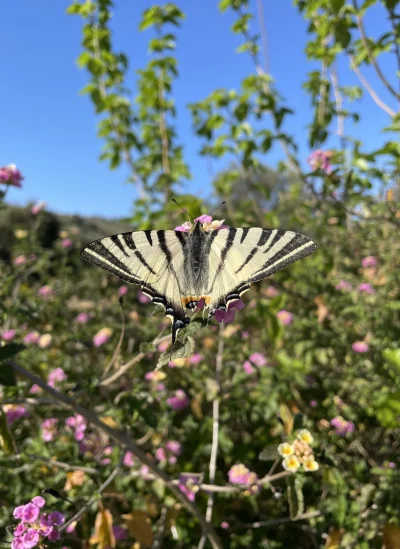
<box><xmin>13</xmin><ymin>506</ymin><xmax>26</xmax><ymax>520</ymax></box>
<box><xmin>138</xmin><ymin>291</ymin><xmax>151</xmax><ymax>304</ymax></box>
<box><xmin>0</xmin><ymin>164</ymin><xmax>24</xmax><ymax>187</ymax></box>
<box><xmin>47</xmin><ymin>367</ymin><xmax>66</xmax><ymax>387</ymax></box>
<box><xmin>228</xmin><ymin>464</ymin><xmax>258</xmax><ymax>486</ymax></box>
<box><xmin>220</xmin><ymin>521</ymin><xmax>230</xmax><ymax>529</ymax></box>
<box><xmin>93</xmin><ymin>327</ymin><xmax>112</xmax><ymax>347</ymax></box>
<box><xmin>29</xmin><ymin>384</ymin><xmax>42</xmax><ymax>394</ymax></box>
<box><xmin>41</xmin><ymin>418</ymin><xmax>58</xmax><ymax>442</ymax></box>
<box><xmin>31</xmin><ymin>201</ymin><xmax>46</xmax><ymax>215</ymax></box>
<box><xmin>23</xmin><ymin>528</ymin><xmax>40</xmax><ymax>548</ymax></box>
<box><xmin>47</xmin><ymin>528</ymin><xmax>61</xmax><ymax>542</ymax></box>
<box><xmin>74</xmin><ymin>312</ymin><xmax>90</xmax><ymax>324</ymax></box>
<box><xmin>118</xmin><ymin>285</ymin><xmax>128</xmax><ymax>297</ymax></box>
<box><xmin>352</xmin><ymin>341</ymin><xmax>369</xmax><ymax>353</ymax></box>
<box><xmin>178</xmin><ymin>473</ymin><xmax>201</xmax><ymax>502</ymax></box>
<box><xmin>307</xmin><ymin>149</ymin><xmax>332</xmax><ymax>174</ymax></box>
<box><xmin>215</xmin><ymin>299</ymin><xmax>245</xmax><ymax>324</ymax></box>
<box><xmin>309</xmin><ymin>400</ymin><xmax>318</xmax><ymax>408</ymax></box>
<box><xmin>61</xmin><ymin>238</ymin><xmax>73</xmax><ymax>249</ymax></box>
<box><xmin>249</xmin><ymin>352</ymin><xmax>267</xmax><ymax>367</ymax></box>
<box><xmin>243</xmin><ymin>361</ymin><xmax>256</xmax><ymax>375</ymax></box>
<box><xmin>157</xmin><ymin>340</ymin><xmax>169</xmax><ymax>353</ymax></box>
<box><xmin>22</xmin><ymin>503</ymin><xmax>40</xmax><ymax>523</ymax></box>
<box><xmin>358</xmin><ymin>283</ymin><xmax>375</xmax><ymax>294</ymax></box>
<box><xmin>13</xmin><ymin>255</ymin><xmax>27</xmax><ymax>266</ymax></box>
<box><xmin>113</xmin><ymin>525</ymin><xmax>128</xmax><ymax>541</ymax></box>
<box><xmin>37</xmin><ymin>285</ymin><xmax>53</xmax><ymax>299</ymax></box>
<box><xmin>23</xmin><ymin>331</ymin><xmax>40</xmax><ymax>345</ymax></box>
<box><xmin>265</xmin><ymin>286</ymin><xmax>279</xmax><ymax>298</ymax></box>
<box><xmin>277</xmin><ymin>309</ymin><xmax>293</xmax><ymax>325</ymax></box>
<box><xmin>65</xmin><ymin>414</ymin><xmax>87</xmax><ymax>441</ymax></box>
<box><xmin>48</xmin><ymin>511</ymin><xmax>65</xmax><ymax>526</ymax></box>
<box><xmin>2</xmin><ymin>329</ymin><xmax>16</xmax><ymax>341</ymax></box>
<box><xmin>175</xmin><ymin>215</ymin><xmax>229</xmax><ymax>233</ymax></box>
<box><xmin>123</xmin><ymin>451</ymin><xmax>135</xmax><ymax>467</ymax></box>
<box><xmin>167</xmin><ymin>389</ymin><xmax>190</xmax><ymax>411</ymax></box>
<box><xmin>11</xmin><ymin>538</ymin><xmax>26</xmax><ymax>549</ymax></box>
<box><xmin>6</xmin><ymin>406</ymin><xmax>28</xmax><ymax>424</ymax></box>
<box><xmin>165</xmin><ymin>440</ymin><xmax>181</xmax><ymax>455</ymax></box>
<box><xmin>31</xmin><ymin>496</ymin><xmax>45</xmax><ymax>508</ymax></box>
<box><xmin>13</xmin><ymin>522</ymin><xmax>27</xmax><ymax>536</ymax></box>
<box><xmin>330</xmin><ymin>416</ymin><xmax>355</xmax><ymax>436</ymax></box>
<box><xmin>155</xmin><ymin>448</ymin><xmax>167</xmax><ymax>462</ymax></box>
<box><xmin>144</xmin><ymin>372</ymin><xmax>155</xmax><ymax>381</ymax></box>
<box><xmin>189</xmin><ymin>353</ymin><xmax>203</xmax><ymax>365</ymax></box>
<box><xmin>362</xmin><ymin>256</ymin><xmax>377</xmax><ymax>268</ymax></box>
<box><xmin>335</xmin><ymin>280</ymin><xmax>352</xmax><ymax>292</ymax></box>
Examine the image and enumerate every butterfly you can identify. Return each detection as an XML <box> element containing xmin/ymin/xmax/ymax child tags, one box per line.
<box><xmin>81</xmin><ymin>217</ymin><xmax>317</xmax><ymax>345</ymax></box>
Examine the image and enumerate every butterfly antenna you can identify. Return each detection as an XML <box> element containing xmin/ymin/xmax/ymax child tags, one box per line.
<box><xmin>206</xmin><ymin>201</ymin><xmax>226</xmax><ymax>218</ymax></box>
<box><xmin>172</xmin><ymin>198</ymin><xmax>194</xmax><ymax>222</ymax></box>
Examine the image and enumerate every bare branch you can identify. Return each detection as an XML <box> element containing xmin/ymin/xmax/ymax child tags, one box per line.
<box><xmin>198</xmin><ymin>322</ymin><xmax>225</xmax><ymax>549</ymax></box>
<box><xmin>256</xmin><ymin>0</ymin><xmax>269</xmax><ymax>74</ymax></box>
<box><xmin>352</xmin><ymin>0</ymin><xmax>400</xmax><ymax>101</ymax></box>
<box><xmin>237</xmin><ymin>510</ymin><xmax>321</xmax><ymax>529</ymax></box>
<box><xmin>349</xmin><ymin>55</ymin><xmax>396</xmax><ymax>117</ymax></box>
<box><xmin>11</xmin><ymin>361</ymin><xmax>222</xmax><ymax>549</ymax></box>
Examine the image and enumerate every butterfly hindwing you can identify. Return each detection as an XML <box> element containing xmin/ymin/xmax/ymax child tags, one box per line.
<box><xmin>81</xmin><ymin>230</ymin><xmax>190</xmax><ymax>343</ymax></box>
<box><xmin>206</xmin><ymin>227</ymin><xmax>317</xmax><ymax>313</ymax></box>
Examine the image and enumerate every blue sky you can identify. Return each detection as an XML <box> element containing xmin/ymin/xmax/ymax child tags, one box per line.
<box><xmin>1</xmin><ymin>1</ymin><xmax>396</xmax><ymax>218</ymax></box>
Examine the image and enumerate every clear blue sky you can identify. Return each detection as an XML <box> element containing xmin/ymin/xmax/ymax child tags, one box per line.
<box><xmin>1</xmin><ymin>1</ymin><xmax>396</xmax><ymax>218</ymax></box>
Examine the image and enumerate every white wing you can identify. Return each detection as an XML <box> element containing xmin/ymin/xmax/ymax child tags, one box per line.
<box><xmin>206</xmin><ymin>227</ymin><xmax>317</xmax><ymax>313</ymax></box>
<box><xmin>81</xmin><ymin>230</ymin><xmax>189</xmax><ymax>343</ymax></box>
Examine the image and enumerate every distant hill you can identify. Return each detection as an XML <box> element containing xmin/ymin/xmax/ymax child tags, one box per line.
<box><xmin>0</xmin><ymin>205</ymin><xmax>132</xmax><ymax>261</ymax></box>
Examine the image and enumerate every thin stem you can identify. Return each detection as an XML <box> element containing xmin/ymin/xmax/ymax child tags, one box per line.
<box><xmin>349</xmin><ymin>55</ymin><xmax>396</xmax><ymax>117</ymax></box>
<box><xmin>60</xmin><ymin>466</ymin><xmax>121</xmax><ymax>532</ymax></box>
<box><xmin>237</xmin><ymin>510</ymin><xmax>321</xmax><ymax>529</ymax></box>
<box><xmin>256</xmin><ymin>0</ymin><xmax>269</xmax><ymax>74</ymax></box>
<box><xmin>329</xmin><ymin>67</ymin><xmax>345</xmax><ymax>141</ymax></box>
<box><xmin>156</xmin><ymin>26</ymin><xmax>171</xmax><ymax>188</ymax></box>
<box><xmin>352</xmin><ymin>0</ymin><xmax>400</xmax><ymax>101</ymax></box>
<box><xmin>198</xmin><ymin>322</ymin><xmax>225</xmax><ymax>549</ymax></box>
<box><xmin>99</xmin><ymin>332</ymin><xmax>170</xmax><ymax>386</ymax></box>
<box><xmin>11</xmin><ymin>362</ymin><xmax>222</xmax><ymax>549</ymax></box>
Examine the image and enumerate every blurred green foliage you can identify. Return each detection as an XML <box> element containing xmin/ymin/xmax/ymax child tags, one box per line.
<box><xmin>1</xmin><ymin>0</ymin><xmax>400</xmax><ymax>547</ymax></box>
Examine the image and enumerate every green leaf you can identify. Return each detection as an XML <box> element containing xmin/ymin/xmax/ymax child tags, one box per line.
<box><xmin>0</xmin><ymin>411</ymin><xmax>16</xmax><ymax>454</ymax></box>
<box><xmin>383</xmin><ymin>348</ymin><xmax>400</xmax><ymax>369</ymax></box>
<box><xmin>0</xmin><ymin>343</ymin><xmax>25</xmax><ymax>362</ymax></box>
<box><xmin>0</xmin><ymin>363</ymin><xmax>17</xmax><ymax>386</ymax></box>
<box><xmin>258</xmin><ymin>445</ymin><xmax>278</xmax><ymax>461</ymax></box>
<box><xmin>287</xmin><ymin>475</ymin><xmax>305</xmax><ymax>519</ymax></box>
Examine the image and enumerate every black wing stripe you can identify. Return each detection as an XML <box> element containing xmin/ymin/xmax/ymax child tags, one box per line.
<box><xmin>144</xmin><ymin>230</ymin><xmax>153</xmax><ymax>246</ymax></box>
<box><xmin>235</xmin><ymin>246</ymin><xmax>259</xmax><ymax>274</ymax></box>
<box><xmin>257</xmin><ymin>230</ymin><xmax>271</xmax><ymax>247</ymax></box>
<box><xmin>81</xmin><ymin>242</ymin><xmax>140</xmax><ymax>283</ymax></box>
<box><xmin>110</xmin><ymin>235</ymin><xmax>129</xmax><ymax>257</ymax></box>
<box><xmin>122</xmin><ymin>232</ymin><xmax>136</xmax><ymax>250</ymax></box>
<box><xmin>240</xmin><ymin>227</ymin><xmax>250</xmax><ymax>244</ymax></box>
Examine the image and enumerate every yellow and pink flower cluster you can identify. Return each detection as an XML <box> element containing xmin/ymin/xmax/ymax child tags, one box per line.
<box><xmin>278</xmin><ymin>429</ymin><xmax>319</xmax><ymax>473</ymax></box>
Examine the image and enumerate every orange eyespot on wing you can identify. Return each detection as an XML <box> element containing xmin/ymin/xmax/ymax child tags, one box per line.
<box><xmin>181</xmin><ymin>295</ymin><xmax>211</xmax><ymax>309</ymax></box>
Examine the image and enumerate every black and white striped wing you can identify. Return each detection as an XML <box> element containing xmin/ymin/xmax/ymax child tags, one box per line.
<box><xmin>207</xmin><ymin>227</ymin><xmax>317</xmax><ymax>312</ymax></box>
<box><xmin>81</xmin><ymin>230</ymin><xmax>189</xmax><ymax>343</ymax></box>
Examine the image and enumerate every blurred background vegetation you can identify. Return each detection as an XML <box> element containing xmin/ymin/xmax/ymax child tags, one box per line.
<box><xmin>1</xmin><ymin>0</ymin><xmax>399</xmax><ymax>548</ymax></box>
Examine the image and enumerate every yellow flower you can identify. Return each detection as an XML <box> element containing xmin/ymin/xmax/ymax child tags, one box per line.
<box><xmin>303</xmin><ymin>456</ymin><xmax>319</xmax><ymax>472</ymax></box>
<box><xmin>277</xmin><ymin>442</ymin><xmax>295</xmax><ymax>457</ymax></box>
<box><xmin>282</xmin><ymin>455</ymin><xmax>301</xmax><ymax>472</ymax></box>
<box><xmin>14</xmin><ymin>229</ymin><xmax>28</xmax><ymax>239</ymax></box>
<box><xmin>59</xmin><ymin>230</ymin><xmax>69</xmax><ymax>238</ymax></box>
<box><xmin>297</xmin><ymin>429</ymin><xmax>314</xmax><ymax>444</ymax></box>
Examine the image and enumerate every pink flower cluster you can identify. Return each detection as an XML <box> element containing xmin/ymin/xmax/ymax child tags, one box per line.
<box><xmin>178</xmin><ymin>473</ymin><xmax>202</xmax><ymax>502</ymax></box>
<box><xmin>215</xmin><ymin>299</ymin><xmax>245</xmax><ymax>324</ymax></box>
<box><xmin>65</xmin><ymin>414</ymin><xmax>87</xmax><ymax>441</ymax></box>
<box><xmin>277</xmin><ymin>309</ymin><xmax>294</xmax><ymax>325</ymax></box>
<box><xmin>0</xmin><ymin>164</ymin><xmax>24</xmax><ymax>187</ymax></box>
<box><xmin>5</xmin><ymin>405</ymin><xmax>28</xmax><ymax>425</ymax></box>
<box><xmin>228</xmin><ymin>464</ymin><xmax>258</xmax><ymax>487</ymax></box>
<box><xmin>352</xmin><ymin>341</ymin><xmax>369</xmax><ymax>353</ymax></box>
<box><xmin>335</xmin><ymin>280</ymin><xmax>352</xmax><ymax>292</ymax></box>
<box><xmin>330</xmin><ymin>416</ymin><xmax>355</xmax><ymax>436</ymax></box>
<box><xmin>155</xmin><ymin>440</ymin><xmax>182</xmax><ymax>465</ymax></box>
<box><xmin>74</xmin><ymin>312</ymin><xmax>90</xmax><ymax>324</ymax></box>
<box><xmin>12</xmin><ymin>496</ymin><xmax>64</xmax><ymax>548</ymax></box>
<box><xmin>307</xmin><ymin>149</ymin><xmax>332</xmax><ymax>174</ymax></box>
<box><xmin>167</xmin><ymin>389</ymin><xmax>189</xmax><ymax>411</ymax></box>
<box><xmin>93</xmin><ymin>327</ymin><xmax>112</xmax><ymax>347</ymax></box>
<box><xmin>362</xmin><ymin>256</ymin><xmax>377</xmax><ymax>268</ymax></box>
<box><xmin>2</xmin><ymin>329</ymin><xmax>16</xmax><ymax>341</ymax></box>
<box><xmin>243</xmin><ymin>352</ymin><xmax>267</xmax><ymax>374</ymax></box>
<box><xmin>47</xmin><ymin>367</ymin><xmax>66</xmax><ymax>388</ymax></box>
<box><xmin>175</xmin><ymin>214</ymin><xmax>228</xmax><ymax>233</ymax></box>
<box><xmin>37</xmin><ymin>285</ymin><xmax>54</xmax><ymax>299</ymax></box>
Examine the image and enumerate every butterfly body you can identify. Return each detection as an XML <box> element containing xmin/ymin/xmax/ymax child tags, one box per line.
<box><xmin>81</xmin><ymin>221</ymin><xmax>317</xmax><ymax>345</ymax></box>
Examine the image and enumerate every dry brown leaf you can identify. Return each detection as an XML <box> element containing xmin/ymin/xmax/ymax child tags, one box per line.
<box><xmin>387</xmin><ymin>189</ymin><xmax>394</xmax><ymax>201</ymax></box>
<box><xmin>383</xmin><ymin>523</ymin><xmax>400</xmax><ymax>549</ymax></box>
<box><xmin>223</xmin><ymin>324</ymin><xmax>240</xmax><ymax>338</ymax></box>
<box><xmin>64</xmin><ymin>470</ymin><xmax>86</xmax><ymax>491</ymax></box>
<box><xmin>89</xmin><ymin>508</ymin><xmax>115</xmax><ymax>549</ymax></box>
<box><xmin>325</xmin><ymin>527</ymin><xmax>343</xmax><ymax>548</ymax></box>
<box><xmin>279</xmin><ymin>403</ymin><xmax>293</xmax><ymax>435</ymax></box>
<box><xmin>314</xmin><ymin>295</ymin><xmax>329</xmax><ymax>323</ymax></box>
<box><xmin>100</xmin><ymin>416</ymin><xmax>120</xmax><ymax>429</ymax></box>
<box><xmin>191</xmin><ymin>392</ymin><xmax>203</xmax><ymax>420</ymax></box>
<box><xmin>123</xmin><ymin>511</ymin><xmax>153</xmax><ymax>547</ymax></box>
<box><xmin>202</xmin><ymin>337</ymin><xmax>215</xmax><ymax>349</ymax></box>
